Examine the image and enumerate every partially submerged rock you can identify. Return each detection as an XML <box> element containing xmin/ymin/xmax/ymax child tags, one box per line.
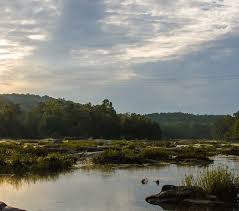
<box><xmin>0</xmin><ymin>202</ymin><xmax>26</xmax><ymax>211</ymax></box>
<box><xmin>146</xmin><ymin>185</ymin><xmax>227</xmax><ymax>208</ymax></box>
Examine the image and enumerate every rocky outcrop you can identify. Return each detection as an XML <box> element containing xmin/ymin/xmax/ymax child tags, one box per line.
<box><xmin>0</xmin><ymin>202</ymin><xmax>26</xmax><ymax>211</ymax></box>
<box><xmin>146</xmin><ymin>185</ymin><xmax>226</xmax><ymax>208</ymax></box>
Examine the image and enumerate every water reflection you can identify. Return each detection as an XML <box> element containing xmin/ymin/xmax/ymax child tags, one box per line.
<box><xmin>0</xmin><ymin>174</ymin><xmax>60</xmax><ymax>190</ymax></box>
<box><xmin>0</xmin><ymin>156</ymin><xmax>238</xmax><ymax>211</ymax></box>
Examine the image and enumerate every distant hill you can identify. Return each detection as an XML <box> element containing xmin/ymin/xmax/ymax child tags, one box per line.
<box><xmin>0</xmin><ymin>94</ymin><xmax>228</xmax><ymax>139</ymax></box>
<box><xmin>146</xmin><ymin>112</ymin><xmax>226</xmax><ymax>139</ymax></box>
<box><xmin>0</xmin><ymin>94</ymin><xmax>161</xmax><ymax>140</ymax></box>
<box><xmin>0</xmin><ymin>94</ymin><xmax>53</xmax><ymax>110</ymax></box>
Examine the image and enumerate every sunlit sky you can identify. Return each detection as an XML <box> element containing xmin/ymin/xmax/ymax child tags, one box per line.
<box><xmin>0</xmin><ymin>0</ymin><xmax>239</xmax><ymax>114</ymax></box>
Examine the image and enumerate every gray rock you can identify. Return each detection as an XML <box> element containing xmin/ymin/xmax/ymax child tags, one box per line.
<box><xmin>0</xmin><ymin>202</ymin><xmax>7</xmax><ymax>210</ymax></box>
<box><xmin>0</xmin><ymin>202</ymin><xmax>26</xmax><ymax>211</ymax></box>
<box><xmin>146</xmin><ymin>185</ymin><xmax>225</xmax><ymax>208</ymax></box>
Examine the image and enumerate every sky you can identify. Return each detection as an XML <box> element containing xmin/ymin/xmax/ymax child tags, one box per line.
<box><xmin>0</xmin><ymin>0</ymin><xmax>239</xmax><ymax>114</ymax></box>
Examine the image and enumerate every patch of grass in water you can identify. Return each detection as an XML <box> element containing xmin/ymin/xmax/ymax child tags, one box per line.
<box><xmin>175</xmin><ymin>146</ymin><xmax>212</xmax><ymax>162</ymax></box>
<box><xmin>93</xmin><ymin>147</ymin><xmax>171</xmax><ymax>164</ymax></box>
<box><xmin>183</xmin><ymin>167</ymin><xmax>239</xmax><ymax>202</ymax></box>
<box><xmin>0</xmin><ymin>142</ymin><xmax>76</xmax><ymax>175</ymax></box>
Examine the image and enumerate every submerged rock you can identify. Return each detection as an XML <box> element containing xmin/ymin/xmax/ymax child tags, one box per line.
<box><xmin>146</xmin><ymin>185</ymin><xmax>226</xmax><ymax>208</ymax></box>
<box><xmin>0</xmin><ymin>202</ymin><xmax>26</xmax><ymax>211</ymax></box>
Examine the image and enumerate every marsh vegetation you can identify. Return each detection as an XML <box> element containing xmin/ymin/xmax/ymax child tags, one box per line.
<box><xmin>183</xmin><ymin>167</ymin><xmax>239</xmax><ymax>203</ymax></box>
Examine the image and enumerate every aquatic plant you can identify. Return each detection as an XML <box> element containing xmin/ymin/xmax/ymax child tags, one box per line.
<box><xmin>183</xmin><ymin>167</ymin><xmax>239</xmax><ymax>202</ymax></box>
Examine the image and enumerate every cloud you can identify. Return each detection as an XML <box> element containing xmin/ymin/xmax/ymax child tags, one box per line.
<box><xmin>68</xmin><ymin>0</ymin><xmax>239</xmax><ymax>82</ymax></box>
<box><xmin>0</xmin><ymin>0</ymin><xmax>61</xmax><ymax>75</ymax></box>
<box><xmin>101</xmin><ymin>0</ymin><xmax>239</xmax><ymax>61</ymax></box>
<box><xmin>28</xmin><ymin>34</ymin><xmax>48</xmax><ymax>41</ymax></box>
<box><xmin>0</xmin><ymin>0</ymin><xmax>239</xmax><ymax>114</ymax></box>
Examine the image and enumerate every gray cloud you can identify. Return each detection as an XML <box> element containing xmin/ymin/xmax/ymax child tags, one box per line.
<box><xmin>0</xmin><ymin>0</ymin><xmax>239</xmax><ymax>114</ymax></box>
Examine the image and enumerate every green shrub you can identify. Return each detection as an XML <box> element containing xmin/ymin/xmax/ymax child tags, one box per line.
<box><xmin>176</xmin><ymin>146</ymin><xmax>210</xmax><ymax>161</ymax></box>
<box><xmin>141</xmin><ymin>147</ymin><xmax>170</xmax><ymax>160</ymax></box>
<box><xmin>183</xmin><ymin>167</ymin><xmax>239</xmax><ymax>202</ymax></box>
<box><xmin>93</xmin><ymin>149</ymin><xmax>143</xmax><ymax>164</ymax></box>
<box><xmin>0</xmin><ymin>142</ymin><xmax>75</xmax><ymax>174</ymax></box>
<box><xmin>36</xmin><ymin>153</ymin><xmax>75</xmax><ymax>172</ymax></box>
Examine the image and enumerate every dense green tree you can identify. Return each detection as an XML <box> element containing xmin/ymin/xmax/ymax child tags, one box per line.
<box><xmin>213</xmin><ymin>111</ymin><xmax>239</xmax><ymax>140</ymax></box>
<box><xmin>0</xmin><ymin>97</ymin><xmax>161</xmax><ymax>140</ymax></box>
<box><xmin>0</xmin><ymin>98</ymin><xmax>23</xmax><ymax>138</ymax></box>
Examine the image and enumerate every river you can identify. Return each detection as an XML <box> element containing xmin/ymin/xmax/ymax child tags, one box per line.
<box><xmin>0</xmin><ymin>156</ymin><xmax>239</xmax><ymax>211</ymax></box>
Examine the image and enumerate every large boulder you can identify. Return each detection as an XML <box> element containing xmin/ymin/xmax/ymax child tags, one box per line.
<box><xmin>146</xmin><ymin>185</ymin><xmax>225</xmax><ymax>208</ymax></box>
<box><xmin>0</xmin><ymin>202</ymin><xmax>26</xmax><ymax>211</ymax></box>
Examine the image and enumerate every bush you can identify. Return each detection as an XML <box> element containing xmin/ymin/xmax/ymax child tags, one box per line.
<box><xmin>36</xmin><ymin>153</ymin><xmax>75</xmax><ymax>172</ymax></box>
<box><xmin>141</xmin><ymin>147</ymin><xmax>170</xmax><ymax>160</ymax></box>
<box><xmin>93</xmin><ymin>147</ymin><xmax>171</xmax><ymax>164</ymax></box>
<box><xmin>93</xmin><ymin>149</ymin><xmax>143</xmax><ymax>164</ymax></box>
<box><xmin>176</xmin><ymin>146</ymin><xmax>210</xmax><ymax>161</ymax></box>
<box><xmin>0</xmin><ymin>143</ymin><xmax>75</xmax><ymax>174</ymax></box>
<box><xmin>183</xmin><ymin>167</ymin><xmax>239</xmax><ymax>202</ymax></box>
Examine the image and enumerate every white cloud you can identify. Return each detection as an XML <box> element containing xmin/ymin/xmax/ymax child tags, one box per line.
<box><xmin>71</xmin><ymin>0</ymin><xmax>239</xmax><ymax>79</ymax></box>
<box><xmin>28</xmin><ymin>34</ymin><xmax>48</xmax><ymax>41</ymax></box>
<box><xmin>0</xmin><ymin>0</ymin><xmax>61</xmax><ymax>76</ymax></box>
<box><xmin>2</xmin><ymin>0</ymin><xmax>239</xmax><ymax>84</ymax></box>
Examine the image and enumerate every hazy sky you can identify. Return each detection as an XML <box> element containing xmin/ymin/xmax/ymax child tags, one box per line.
<box><xmin>0</xmin><ymin>0</ymin><xmax>239</xmax><ymax>114</ymax></box>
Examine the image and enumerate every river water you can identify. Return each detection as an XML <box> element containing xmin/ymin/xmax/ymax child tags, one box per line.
<box><xmin>0</xmin><ymin>156</ymin><xmax>239</xmax><ymax>211</ymax></box>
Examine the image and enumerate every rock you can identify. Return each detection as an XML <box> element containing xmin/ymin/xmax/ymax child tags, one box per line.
<box><xmin>3</xmin><ymin>207</ymin><xmax>26</xmax><ymax>211</ymax></box>
<box><xmin>0</xmin><ymin>202</ymin><xmax>7</xmax><ymax>210</ymax></box>
<box><xmin>146</xmin><ymin>185</ymin><xmax>225</xmax><ymax>208</ymax></box>
<box><xmin>0</xmin><ymin>202</ymin><xmax>26</xmax><ymax>211</ymax></box>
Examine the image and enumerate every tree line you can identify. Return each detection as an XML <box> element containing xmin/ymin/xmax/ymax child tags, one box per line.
<box><xmin>0</xmin><ymin>97</ymin><xmax>161</xmax><ymax>140</ymax></box>
<box><xmin>213</xmin><ymin>112</ymin><xmax>239</xmax><ymax>140</ymax></box>
<box><xmin>146</xmin><ymin>112</ymin><xmax>224</xmax><ymax>139</ymax></box>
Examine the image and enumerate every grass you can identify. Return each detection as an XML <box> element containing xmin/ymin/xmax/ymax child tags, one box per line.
<box><xmin>92</xmin><ymin>149</ymin><xmax>144</xmax><ymax>164</ymax></box>
<box><xmin>223</xmin><ymin>146</ymin><xmax>239</xmax><ymax>156</ymax></box>
<box><xmin>183</xmin><ymin>167</ymin><xmax>239</xmax><ymax>202</ymax></box>
<box><xmin>1</xmin><ymin>139</ymin><xmax>239</xmax><ymax>171</ymax></box>
<box><xmin>93</xmin><ymin>147</ymin><xmax>171</xmax><ymax>164</ymax></box>
<box><xmin>0</xmin><ymin>142</ymin><xmax>76</xmax><ymax>174</ymax></box>
<box><xmin>175</xmin><ymin>146</ymin><xmax>212</xmax><ymax>162</ymax></box>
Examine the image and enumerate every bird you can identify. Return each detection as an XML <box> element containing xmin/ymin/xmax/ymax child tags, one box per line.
<box><xmin>141</xmin><ymin>178</ymin><xmax>148</xmax><ymax>184</ymax></box>
<box><xmin>154</xmin><ymin>180</ymin><xmax>160</xmax><ymax>186</ymax></box>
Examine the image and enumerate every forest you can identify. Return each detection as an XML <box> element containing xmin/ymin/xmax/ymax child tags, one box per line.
<box><xmin>0</xmin><ymin>94</ymin><xmax>238</xmax><ymax>140</ymax></box>
<box><xmin>0</xmin><ymin>95</ymin><xmax>161</xmax><ymax>140</ymax></box>
<box><xmin>146</xmin><ymin>112</ymin><xmax>239</xmax><ymax>140</ymax></box>
<box><xmin>146</xmin><ymin>113</ymin><xmax>224</xmax><ymax>139</ymax></box>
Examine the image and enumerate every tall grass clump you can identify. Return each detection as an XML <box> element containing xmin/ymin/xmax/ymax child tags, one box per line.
<box><xmin>141</xmin><ymin>148</ymin><xmax>171</xmax><ymax>160</ymax></box>
<box><xmin>93</xmin><ymin>149</ymin><xmax>143</xmax><ymax>164</ymax></box>
<box><xmin>93</xmin><ymin>147</ymin><xmax>171</xmax><ymax>164</ymax></box>
<box><xmin>176</xmin><ymin>146</ymin><xmax>211</xmax><ymax>162</ymax></box>
<box><xmin>183</xmin><ymin>167</ymin><xmax>239</xmax><ymax>202</ymax></box>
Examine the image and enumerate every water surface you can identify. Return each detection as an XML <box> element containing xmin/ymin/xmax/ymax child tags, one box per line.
<box><xmin>0</xmin><ymin>156</ymin><xmax>239</xmax><ymax>211</ymax></box>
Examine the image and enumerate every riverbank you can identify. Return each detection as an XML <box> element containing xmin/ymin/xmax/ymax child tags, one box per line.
<box><xmin>0</xmin><ymin>139</ymin><xmax>239</xmax><ymax>174</ymax></box>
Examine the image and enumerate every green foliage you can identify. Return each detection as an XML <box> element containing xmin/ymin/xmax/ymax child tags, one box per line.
<box><xmin>141</xmin><ymin>147</ymin><xmax>170</xmax><ymax>160</ymax></box>
<box><xmin>0</xmin><ymin>95</ymin><xmax>161</xmax><ymax>140</ymax></box>
<box><xmin>175</xmin><ymin>146</ymin><xmax>212</xmax><ymax>161</ymax></box>
<box><xmin>93</xmin><ymin>146</ymin><xmax>171</xmax><ymax>164</ymax></box>
<box><xmin>183</xmin><ymin>167</ymin><xmax>239</xmax><ymax>202</ymax></box>
<box><xmin>0</xmin><ymin>94</ymin><xmax>52</xmax><ymax>111</ymax></box>
<box><xmin>213</xmin><ymin>112</ymin><xmax>239</xmax><ymax>140</ymax></box>
<box><xmin>0</xmin><ymin>143</ymin><xmax>75</xmax><ymax>174</ymax></box>
<box><xmin>146</xmin><ymin>112</ymin><xmax>224</xmax><ymax>139</ymax></box>
<box><xmin>93</xmin><ymin>149</ymin><xmax>143</xmax><ymax>164</ymax></box>
<box><xmin>36</xmin><ymin>153</ymin><xmax>75</xmax><ymax>172</ymax></box>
